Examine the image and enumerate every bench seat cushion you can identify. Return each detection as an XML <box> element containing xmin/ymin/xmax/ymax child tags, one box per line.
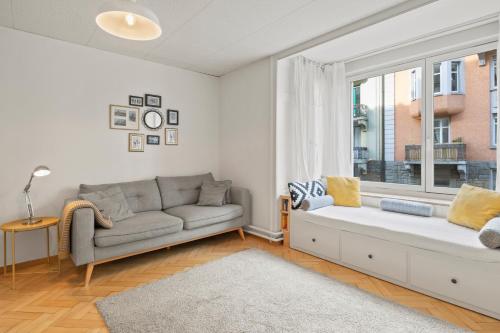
<box><xmin>94</xmin><ymin>211</ymin><xmax>183</xmax><ymax>247</ymax></box>
<box><xmin>165</xmin><ymin>204</ymin><xmax>243</xmax><ymax>230</ymax></box>
<box><xmin>293</xmin><ymin>205</ymin><xmax>500</xmax><ymax>262</ymax></box>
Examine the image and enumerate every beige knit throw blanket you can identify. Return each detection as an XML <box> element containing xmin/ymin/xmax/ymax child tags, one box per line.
<box><xmin>58</xmin><ymin>200</ymin><xmax>113</xmax><ymax>259</ymax></box>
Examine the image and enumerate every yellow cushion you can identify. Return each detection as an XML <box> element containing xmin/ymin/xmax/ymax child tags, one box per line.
<box><xmin>326</xmin><ymin>176</ymin><xmax>361</xmax><ymax>207</ymax></box>
<box><xmin>447</xmin><ymin>184</ymin><xmax>500</xmax><ymax>231</ymax></box>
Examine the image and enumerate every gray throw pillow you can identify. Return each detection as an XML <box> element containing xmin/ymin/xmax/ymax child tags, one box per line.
<box><xmin>79</xmin><ymin>186</ymin><xmax>134</xmax><ymax>222</ymax></box>
<box><xmin>479</xmin><ymin>217</ymin><xmax>500</xmax><ymax>249</ymax></box>
<box><xmin>197</xmin><ymin>181</ymin><xmax>231</xmax><ymax>206</ymax></box>
<box><xmin>212</xmin><ymin>180</ymin><xmax>232</xmax><ymax>204</ymax></box>
<box><xmin>380</xmin><ymin>198</ymin><xmax>433</xmax><ymax>217</ymax></box>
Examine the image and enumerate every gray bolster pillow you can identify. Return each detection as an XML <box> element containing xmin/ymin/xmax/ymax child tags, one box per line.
<box><xmin>479</xmin><ymin>217</ymin><xmax>500</xmax><ymax>249</ymax></box>
<box><xmin>301</xmin><ymin>195</ymin><xmax>334</xmax><ymax>211</ymax></box>
<box><xmin>380</xmin><ymin>198</ymin><xmax>433</xmax><ymax>217</ymax></box>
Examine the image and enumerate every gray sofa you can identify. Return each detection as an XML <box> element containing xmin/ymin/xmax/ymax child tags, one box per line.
<box><xmin>69</xmin><ymin>173</ymin><xmax>251</xmax><ymax>287</ymax></box>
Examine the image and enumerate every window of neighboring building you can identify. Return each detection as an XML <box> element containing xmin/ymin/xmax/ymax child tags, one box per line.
<box><xmin>450</xmin><ymin>61</ymin><xmax>462</xmax><ymax>93</ymax></box>
<box><xmin>352</xmin><ymin>83</ymin><xmax>361</xmax><ymax>115</ymax></box>
<box><xmin>492</xmin><ymin>56</ymin><xmax>497</xmax><ymax>89</ymax></box>
<box><xmin>434</xmin><ymin>118</ymin><xmax>450</xmax><ymax>144</ymax></box>
<box><xmin>492</xmin><ymin>113</ymin><xmax>498</xmax><ymax>147</ymax></box>
<box><xmin>433</xmin><ymin>63</ymin><xmax>441</xmax><ymax>94</ymax></box>
<box><xmin>491</xmin><ymin>55</ymin><xmax>497</xmax><ymax>147</ymax></box>
<box><xmin>411</xmin><ymin>69</ymin><xmax>417</xmax><ymax>101</ymax></box>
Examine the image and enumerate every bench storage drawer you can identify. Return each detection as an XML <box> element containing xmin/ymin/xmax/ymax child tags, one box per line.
<box><xmin>410</xmin><ymin>249</ymin><xmax>500</xmax><ymax>314</ymax></box>
<box><xmin>290</xmin><ymin>219</ymin><xmax>340</xmax><ymax>260</ymax></box>
<box><xmin>341</xmin><ymin>231</ymin><xmax>407</xmax><ymax>282</ymax></box>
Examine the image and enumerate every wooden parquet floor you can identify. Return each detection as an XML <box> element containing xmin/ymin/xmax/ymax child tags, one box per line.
<box><xmin>1</xmin><ymin>233</ymin><xmax>500</xmax><ymax>333</ymax></box>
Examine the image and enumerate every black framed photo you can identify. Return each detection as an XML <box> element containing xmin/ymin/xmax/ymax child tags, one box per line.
<box><xmin>129</xmin><ymin>95</ymin><xmax>143</xmax><ymax>107</ymax></box>
<box><xmin>145</xmin><ymin>94</ymin><xmax>161</xmax><ymax>107</ymax></box>
<box><xmin>167</xmin><ymin>109</ymin><xmax>179</xmax><ymax>125</ymax></box>
<box><xmin>147</xmin><ymin>135</ymin><xmax>160</xmax><ymax>145</ymax></box>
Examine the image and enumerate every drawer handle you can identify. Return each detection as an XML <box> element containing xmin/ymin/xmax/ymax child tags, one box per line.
<box><xmin>368</xmin><ymin>254</ymin><xmax>373</xmax><ymax>259</ymax></box>
<box><xmin>312</xmin><ymin>238</ymin><xmax>316</xmax><ymax>242</ymax></box>
<box><xmin>451</xmin><ymin>278</ymin><xmax>458</xmax><ymax>285</ymax></box>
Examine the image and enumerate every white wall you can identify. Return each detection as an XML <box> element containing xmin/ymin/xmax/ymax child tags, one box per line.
<box><xmin>0</xmin><ymin>27</ymin><xmax>220</xmax><ymax>265</ymax></box>
<box><xmin>219</xmin><ymin>58</ymin><xmax>276</xmax><ymax>232</ymax></box>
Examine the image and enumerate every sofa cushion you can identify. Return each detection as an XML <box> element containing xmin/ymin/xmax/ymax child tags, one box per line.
<box><xmin>294</xmin><ymin>205</ymin><xmax>500</xmax><ymax>262</ymax></box>
<box><xmin>165</xmin><ymin>204</ymin><xmax>243</xmax><ymax>230</ymax></box>
<box><xmin>94</xmin><ymin>211</ymin><xmax>183</xmax><ymax>247</ymax></box>
<box><xmin>78</xmin><ymin>186</ymin><xmax>134</xmax><ymax>222</ymax></box>
<box><xmin>80</xmin><ymin>179</ymin><xmax>162</xmax><ymax>213</ymax></box>
<box><xmin>156</xmin><ymin>173</ymin><xmax>214</xmax><ymax>209</ymax></box>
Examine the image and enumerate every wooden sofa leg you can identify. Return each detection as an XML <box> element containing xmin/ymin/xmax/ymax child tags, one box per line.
<box><xmin>84</xmin><ymin>263</ymin><xmax>94</xmax><ymax>288</ymax></box>
<box><xmin>238</xmin><ymin>228</ymin><xmax>245</xmax><ymax>241</ymax></box>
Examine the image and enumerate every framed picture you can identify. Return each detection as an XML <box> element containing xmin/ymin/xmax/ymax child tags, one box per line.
<box><xmin>165</xmin><ymin>128</ymin><xmax>178</xmax><ymax>145</ymax></box>
<box><xmin>110</xmin><ymin>105</ymin><xmax>139</xmax><ymax>130</ymax></box>
<box><xmin>129</xmin><ymin>133</ymin><xmax>144</xmax><ymax>152</ymax></box>
<box><xmin>129</xmin><ymin>95</ymin><xmax>143</xmax><ymax>107</ymax></box>
<box><xmin>145</xmin><ymin>94</ymin><xmax>161</xmax><ymax>107</ymax></box>
<box><xmin>167</xmin><ymin>109</ymin><xmax>179</xmax><ymax>125</ymax></box>
<box><xmin>147</xmin><ymin>135</ymin><xmax>160</xmax><ymax>145</ymax></box>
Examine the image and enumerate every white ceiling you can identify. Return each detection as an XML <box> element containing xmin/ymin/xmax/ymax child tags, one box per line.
<box><xmin>300</xmin><ymin>0</ymin><xmax>500</xmax><ymax>65</ymax></box>
<box><xmin>0</xmin><ymin>0</ymin><xmax>411</xmax><ymax>76</ymax></box>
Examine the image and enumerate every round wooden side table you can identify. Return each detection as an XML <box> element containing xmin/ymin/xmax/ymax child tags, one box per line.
<box><xmin>2</xmin><ymin>217</ymin><xmax>60</xmax><ymax>289</ymax></box>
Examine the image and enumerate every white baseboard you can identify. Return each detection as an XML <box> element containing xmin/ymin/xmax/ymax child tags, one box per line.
<box><xmin>244</xmin><ymin>225</ymin><xmax>283</xmax><ymax>242</ymax></box>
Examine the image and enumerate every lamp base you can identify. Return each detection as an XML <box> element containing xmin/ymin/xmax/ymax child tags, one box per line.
<box><xmin>22</xmin><ymin>217</ymin><xmax>43</xmax><ymax>225</ymax></box>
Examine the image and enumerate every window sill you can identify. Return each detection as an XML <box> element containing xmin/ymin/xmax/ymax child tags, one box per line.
<box><xmin>361</xmin><ymin>191</ymin><xmax>453</xmax><ymax>206</ymax></box>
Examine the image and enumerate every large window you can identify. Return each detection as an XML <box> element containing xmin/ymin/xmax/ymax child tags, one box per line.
<box><xmin>431</xmin><ymin>49</ymin><xmax>496</xmax><ymax>191</ymax></box>
<box><xmin>352</xmin><ymin>66</ymin><xmax>422</xmax><ymax>187</ymax></box>
<box><xmin>351</xmin><ymin>43</ymin><xmax>497</xmax><ymax>193</ymax></box>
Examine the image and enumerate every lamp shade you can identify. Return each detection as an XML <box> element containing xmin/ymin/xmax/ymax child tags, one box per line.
<box><xmin>96</xmin><ymin>0</ymin><xmax>161</xmax><ymax>41</ymax></box>
<box><xmin>32</xmin><ymin>165</ymin><xmax>51</xmax><ymax>177</ymax></box>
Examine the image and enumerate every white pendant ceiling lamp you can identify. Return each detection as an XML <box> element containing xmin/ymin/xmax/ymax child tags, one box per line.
<box><xmin>96</xmin><ymin>0</ymin><xmax>161</xmax><ymax>41</ymax></box>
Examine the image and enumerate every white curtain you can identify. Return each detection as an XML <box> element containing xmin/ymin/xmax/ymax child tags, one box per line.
<box><xmin>287</xmin><ymin>56</ymin><xmax>352</xmax><ymax>183</ymax></box>
<box><xmin>289</xmin><ymin>56</ymin><xmax>325</xmax><ymax>182</ymax></box>
<box><xmin>323</xmin><ymin>62</ymin><xmax>352</xmax><ymax>177</ymax></box>
<box><xmin>497</xmin><ymin>16</ymin><xmax>500</xmax><ymax>191</ymax></box>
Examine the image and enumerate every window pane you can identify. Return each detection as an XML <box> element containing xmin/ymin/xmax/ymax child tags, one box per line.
<box><xmin>432</xmin><ymin>50</ymin><xmax>497</xmax><ymax>190</ymax></box>
<box><xmin>442</xmin><ymin>128</ymin><xmax>449</xmax><ymax>143</ymax></box>
<box><xmin>352</xmin><ymin>67</ymin><xmax>422</xmax><ymax>185</ymax></box>
<box><xmin>433</xmin><ymin>63</ymin><xmax>441</xmax><ymax>93</ymax></box>
<box><xmin>451</xmin><ymin>73</ymin><xmax>458</xmax><ymax>92</ymax></box>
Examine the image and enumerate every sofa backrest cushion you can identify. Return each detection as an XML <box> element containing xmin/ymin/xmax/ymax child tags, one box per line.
<box><xmin>156</xmin><ymin>173</ymin><xmax>214</xmax><ymax>209</ymax></box>
<box><xmin>79</xmin><ymin>179</ymin><xmax>162</xmax><ymax>213</ymax></box>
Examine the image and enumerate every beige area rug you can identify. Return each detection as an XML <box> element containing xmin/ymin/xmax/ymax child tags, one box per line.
<box><xmin>96</xmin><ymin>249</ymin><xmax>469</xmax><ymax>333</ymax></box>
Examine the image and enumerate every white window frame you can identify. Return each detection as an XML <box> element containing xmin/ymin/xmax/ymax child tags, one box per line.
<box><xmin>348</xmin><ymin>60</ymin><xmax>426</xmax><ymax>194</ymax></box>
<box><xmin>425</xmin><ymin>42</ymin><xmax>496</xmax><ymax>195</ymax></box>
<box><xmin>349</xmin><ymin>41</ymin><xmax>497</xmax><ymax>196</ymax></box>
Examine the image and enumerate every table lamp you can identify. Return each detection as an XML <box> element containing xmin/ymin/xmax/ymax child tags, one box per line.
<box><xmin>23</xmin><ymin>165</ymin><xmax>51</xmax><ymax>224</ymax></box>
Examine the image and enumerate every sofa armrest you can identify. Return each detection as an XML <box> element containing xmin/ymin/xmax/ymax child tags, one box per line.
<box><xmin>70</xmin><ymin>208</ymin><xmax>95</xmax><ymax>266</ymax></box>
<box><xmin>231</xmin><ymin>187</ymin><xmax>251</xmax><ymax>225</ymax></box>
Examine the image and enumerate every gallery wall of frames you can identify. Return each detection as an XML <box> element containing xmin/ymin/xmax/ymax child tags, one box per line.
<box><xmin>109</xmin><ymin>94</ymin><xmax>180</xmax><ymax>152</ymax></box>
